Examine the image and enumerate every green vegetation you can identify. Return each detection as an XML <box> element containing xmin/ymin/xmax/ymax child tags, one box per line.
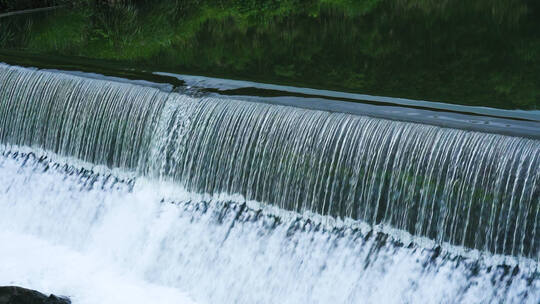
<box><xmin>1</xmin><ymin>0</ymin><xmax>539</xmax><ymax>109</ymax></box>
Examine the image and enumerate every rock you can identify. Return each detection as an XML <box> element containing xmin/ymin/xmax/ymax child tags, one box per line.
<box><xmin>0</xmin><ymin>286</ymin><xmax>70</xmax><ymax>304</ymax></box>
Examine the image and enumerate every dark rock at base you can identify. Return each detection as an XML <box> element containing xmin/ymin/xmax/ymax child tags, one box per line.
<box><xmin>0</xmin><ymin>286</ymin><xmax>70</xmax><ymax>304</ymax></box>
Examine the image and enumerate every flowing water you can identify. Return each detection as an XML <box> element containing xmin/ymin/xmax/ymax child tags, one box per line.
<box><xmin>0</xmin><ymin>148</ymin><xmax>538</xmax><ymax>304</ymax></box>
<box><xmin>0</xmin><ymin>63</ymin><xmax>539</xmax><ymax>303</ymax></box>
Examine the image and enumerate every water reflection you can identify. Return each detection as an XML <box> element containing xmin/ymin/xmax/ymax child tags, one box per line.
<box><xmin>1</xmin><ymin>0</ymin><xmax>539</xmax><ymax>109</ymax></box>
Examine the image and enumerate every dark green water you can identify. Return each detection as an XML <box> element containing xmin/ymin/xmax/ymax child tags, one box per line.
<box><xmin>1</xmin><ymin>0</ymin><xmax>540</xmax><ymax>110</ymax></box>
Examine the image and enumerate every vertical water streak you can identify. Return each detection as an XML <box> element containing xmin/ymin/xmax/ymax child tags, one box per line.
<box><xmin>0</xmin><ymin>64</ymin><xmax>169</xmax><ymax>170</ymax></box>
<box><xmin>153</xmin><ymin>97</ymin><xmax>539</xmax><ymax>258</ymax></box>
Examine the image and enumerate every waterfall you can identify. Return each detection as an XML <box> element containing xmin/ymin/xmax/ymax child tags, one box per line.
<box><xmin>1</xmin><ymin>62</ymin><xmax>539</xmax><ymax>303</ymax></box>
<box><xmin>0</xmin><ymin>64</ymin><xmax>168</xmax><ymax>170</ymax></box>
<box><xmin>154</xmin><ymin>98</ymin><xmax>539</xmax><ymax>258</ymax></box>
<box><xmin>1</xmin><ymin>63</ymin><xmax>537</xmax><ymax>260</ymax></box>
<box><xmin>1</xmin><ymin>63</ymin><xmax>539</xmax><ymax>259</ymax></box>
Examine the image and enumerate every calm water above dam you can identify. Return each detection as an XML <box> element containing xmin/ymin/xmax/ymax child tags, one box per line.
<box><xmin>1</xmin><ymin>0</ymin><xmax>539</xmax><ymax>109</ymax></box>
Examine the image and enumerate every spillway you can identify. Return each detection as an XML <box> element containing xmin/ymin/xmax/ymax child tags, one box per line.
<box><xmin>0</xmin><ymin>63</ymin><xmax>538</xmax><ymax>303</ymax></box>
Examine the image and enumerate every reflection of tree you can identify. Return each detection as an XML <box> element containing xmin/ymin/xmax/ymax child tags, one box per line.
<box><xmin>393</xmin><ymin>0</ymin><xmax>530</xmax><ymax>27</ymax></box>
<box><xmin>0</xmin><ymin>0</ymin><xmax>538</xmax><ymax>109</ymax></box>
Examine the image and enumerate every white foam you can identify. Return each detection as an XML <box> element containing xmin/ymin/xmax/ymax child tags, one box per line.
<box><xmin>0</xmin><ymin>232</ymin><xmax>196</xmax><ymax>304</ymax></box>
<box><xmin>0</xmin><ymin>148</ymin><xmax>538</xmax><ymax>303</ymax></box>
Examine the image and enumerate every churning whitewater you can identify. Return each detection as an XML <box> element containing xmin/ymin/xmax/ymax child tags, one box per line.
<box><xmin>0</xmin><ymin>148</ymin><xmax>538</xmax><ymax>304</ymax></box>
<box><xmin>0</xmin><ymin>63</ymin><xmax>539</xmax><ymax>303</ymax></box>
